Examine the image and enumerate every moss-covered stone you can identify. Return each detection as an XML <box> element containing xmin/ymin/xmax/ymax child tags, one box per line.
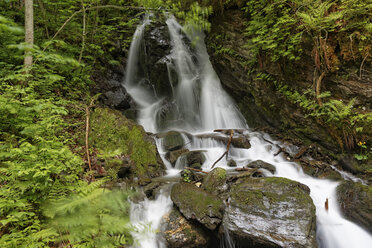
<box><xmin>223</xmin><ymin>177</ymin><xmax>317</xmax><ymax>248</ymax></box>
<box><xmin>171</xmin><ymin>183</ymin><xmax>225</xmax><ymax>230</ymax></box>
<box><xmin>336</xmin><ymin>180</ymin><xmax>372</xmax><ymax>233</ymax></box>
<box><xmin>90</xmin><ymin>107</ymin><xmax>165</xmax><ymax>179</ymax></box>
<box><xmin>203</xmin><ymin>168</ymin><xmax>227</xmax><ymax>195</ymax></box>
<box><xmin>162</xmin><ymin>208</ymin><xmax>210</xmax><ymax>248</ymax></box>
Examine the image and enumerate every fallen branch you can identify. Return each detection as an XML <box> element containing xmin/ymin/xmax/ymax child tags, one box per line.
<box><xmin>211</xmin><ymin>129</ymin><xmax>234</xmax><ymax>168</ymax></box>
<box><xmin>185</xmin><ymin>167</ymin><xmax>208</xmax><ymax>174</ymax></box>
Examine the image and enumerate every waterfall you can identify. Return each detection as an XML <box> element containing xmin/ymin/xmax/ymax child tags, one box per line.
<box><xmin>126</xmin><ymin>15</ymin><xmax>372</xmax><ymax>248</ymax></box>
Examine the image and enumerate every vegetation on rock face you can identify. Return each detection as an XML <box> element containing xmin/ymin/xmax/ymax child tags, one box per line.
<box><xmin>0</xmin><ymin>0</ymin><xmax>210</xmax><ymax>246</ymax></box>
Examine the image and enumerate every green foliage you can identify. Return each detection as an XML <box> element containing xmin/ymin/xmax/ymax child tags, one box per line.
<box><xmin>182</xmin><ymin>169</ymin><xmax>192</xmax><ymax>183</ymax></box>
<box><xmin>44</xmin><ymin>181</ymin><xmax>133</xmax><ymax>247</ymax></box>
<box><xmin>242</xmin><ymin>0</ymin><xmax>372</xmax><ymax>64</ymax></box>
<box><xmin>243</xmin><ymin>0</ymin><xmax>302</xmax><ymax>62</ymax></box>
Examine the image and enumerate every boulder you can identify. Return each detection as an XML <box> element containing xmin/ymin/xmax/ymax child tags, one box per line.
<box><xmin>227</xmin><ymin>159</ymin><xmax>237</xmax><ymax>167</ymax></box>
<box><xmin>247</xmin><ymin>160</ymin><xmax>276</xmax><ymax>174</ymax></box>
<box><xmin>162</xmin><ymin>208</ymin><xmax>209</xmax><ymax>248</ymax></box>
<box><xmin>181</xmin><ymin>150</ymin><xmax>206</xmax><ymax>168</ymax></box>
<box><xmin>223</xmin><ymin>177</ymin><xmax>317</xmax><ymax>248</ymax></box>
<box><xmin>336</xmin><ymin>180</ymin><xmax>372</xmax><ymax>233</ymax></box>
<box><xmin>203</xmin><ymin>168</ymin><xmax>228</xmax><ymax>195</ymax></box>
<box><xmin>165</xmin><ymin>148</ymin><xmax>189</xmax><ymax>166</ymax></box>
<box><xmin>90</xmin><ymin>108</ymin><xmax>166</xmax><ymax>179</ymax></box>
<box><xmin>143</xmin><ymin>181</ymin><xmax>163</xmax><ymax>199</ymax></box>
<box><xmin>171</xmin><ymin>183</ymin><xmax>225</xmax><ymax>230</ymax></box>
<box><xmin>231</xmin><ymin>136</ymin><xmax>251</xmax><ymax>149</ymax></box>
<box><xmin>162</xmin><ymin>131</ymin><xmax>184</xmax><ymax>151</ymax></box>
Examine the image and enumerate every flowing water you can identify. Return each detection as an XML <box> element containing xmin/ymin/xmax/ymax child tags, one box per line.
<box><xmin>125</xmin><ymin>15</ymin><xmax>372</xmax><ymax>248</ymax></box>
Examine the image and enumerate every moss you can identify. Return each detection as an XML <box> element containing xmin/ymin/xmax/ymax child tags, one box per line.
<box><xmin>89</xmin><ymin>108</ymin><xmax>162</xmax><ymax>178</ymax></box>
<box><xmin>231</xmin><ymin>177</ymin><xmax>313</xmax><ymax>210</ymax></box>
<box><xmin>171</xmin><ymin>183</ymin><xmax>224</xmax><ymax>230</ymax></box>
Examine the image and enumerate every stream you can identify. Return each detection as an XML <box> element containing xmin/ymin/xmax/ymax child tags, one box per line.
<box><xmin>125</xmin><ymin>15</ymin><xmax>372</xmax><ymax>248</ymax></box>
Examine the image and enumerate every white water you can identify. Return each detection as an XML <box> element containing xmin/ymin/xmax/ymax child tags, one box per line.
<box><xmin>125</xmin><ymin>15</ymin><xmax>372</xmax><ymax>248</ymax></box>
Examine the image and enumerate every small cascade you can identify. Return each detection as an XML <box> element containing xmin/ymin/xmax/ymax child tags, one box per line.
<box><xmin>125</xmin><ymin>14</ymin><xmax>372</xmax><ymax>248</ymax></box>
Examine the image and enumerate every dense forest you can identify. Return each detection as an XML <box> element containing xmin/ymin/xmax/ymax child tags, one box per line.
<box><xmin>0</xmin><ymin>0</ymin><xmax>371</xmax><ymax>247</ymax></box>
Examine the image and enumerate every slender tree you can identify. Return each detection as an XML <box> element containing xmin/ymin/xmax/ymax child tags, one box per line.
<box><xmin>24</xmin><ymin>0</ymin><xmax>33</xmax><ymax>67</ymax></box>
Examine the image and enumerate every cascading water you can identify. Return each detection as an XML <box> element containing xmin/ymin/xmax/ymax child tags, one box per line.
<box><xmin>125</xmin><ymin>15</ymin><xmax>372</xmax><ymax>248</ymax></box>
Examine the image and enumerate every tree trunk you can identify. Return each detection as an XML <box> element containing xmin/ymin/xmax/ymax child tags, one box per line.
<box><xmin>24</xmin><ymin>0</ymin><xmax>34</xmax><ymax>68</ymax></box>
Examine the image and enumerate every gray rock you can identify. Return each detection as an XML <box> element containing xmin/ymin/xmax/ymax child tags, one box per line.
<box><xmin>162</xmin><ymin>131</ymin><xmax>184</xmax><ymax>151</ymax></box>
<box><xmin>247</xmin><ymin>160</ymin><xmax>276</xmax><ymax>174</ymax></box>
<box><xmin>337</xmin><ymin>180</ymin><xmax>372</xmax><ymax>233</ymax></box>
<box><xmin>162</xmin><ymin>208</ymin><xmax>209</xmax><ymax>248</ymax></box>
<box><xmin>227</xmin><ymin>159</ymin><xmax>237</xmax><ymax>167</ymax></box>
<box><xmin>165</xmin><ymin>148</ymin><xmax>189</xmax><ymax>166</ymax></box>
<box><xmin>171</xmin><ymin>183</ymin><xmax>225</xmax><ymax>230</ymax></box>
<box><xmin>223</xmin><ymin>177</ymin><xmax>317</xmax><ymax>248</ymax></box>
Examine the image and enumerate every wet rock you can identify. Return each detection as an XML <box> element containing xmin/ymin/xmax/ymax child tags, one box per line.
<box><xmin>162</xmin><ymin>131</ymin><xmax>185</xmax><ymax>151</ymax></box>
<box><xmin>231</xmin><ymin>136</ymin><xmax>251</xmax><ymax>149</ymax></box>
<box><xmin>143</xmin><ymin>21</ymin><xmax>172</xmax><ymax>97</ymax></box>
<box><xmin>143</xmin><ymin>181</ymin><xmax>163</xmax><ymax>199</ymax></box>
<box><xmin>165</xmin><ymin>148</ymin><xmax>189</xmax><ymax>166</ymax></box>
<box><xmin>203</xmin><ymin>168</ymin><xmax>228</xmax><ymax>195</ymax></box>
<box><xmin>183</xmin><ymin>151</ymin><xmax>206</xmax><ymax>168</ymax></box>
<box><xmin>246</xmin><ymin>160</ymin><xmax>276</xmax><ymax>174</ymax></box>
<box><xmin>162</xmin><ymin>208</ymin><xmax>210</xmax><ymax>248</ymax></box>
<box><xmin>195</xmin><ymin>133</ymin><xmax>251</xmax><ymax>149</ymax></box>
<box><xmin>223</xmin><ymin>177</ymin><xmax>317</xmax><ymax>248</ymax></box>
<box><xmin>227</xmin><ymin>159</ymin><xmax>237</xmax><ymax>167</ymax></box>
<box><xmin>171</xmin><ymin>183</ymin><xmax>225</xmax><ymax>230</ymax></box>
<box><xmin>336</xmin><ymin>180</ymin><xmax>372</xmax><ymax>233</ymax></box>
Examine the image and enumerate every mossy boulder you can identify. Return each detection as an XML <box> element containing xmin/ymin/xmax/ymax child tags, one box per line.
<box><xmin>336</xmin><ymin>180</ymin><xmax>372</xmax><ymax>233</ymax></box>
<box><xmin>162</xmin><ymin>208</ymin><xmax>210</xmax><ymax>248</ymax></box>
<box><xmin>171</xmin><ymin>183</ymin><xmax>225</xmax><ymax>230</ymax></box>
<box><xmin>161</xmin><ymin>131</ymin><xmax>185</xmax><ymax>151</ymax></box>
<box><xmin>223</xmin><ymin>177</ymin><xmax>317</xmax><ymax>248</ymax></box>
<box><xmin>247</xmin><ymin>160</ymin><xmax>276</xmax><ymax>174</ymax></box>
<box><xmin>203</xmin><ymin>168</ymin><xmax>227</xmax><ymax>195</ymax></box>
<box><xmin>90</xmin><ymin>107</ymin><xmax>166</xmax><ymax>179</ymax></box>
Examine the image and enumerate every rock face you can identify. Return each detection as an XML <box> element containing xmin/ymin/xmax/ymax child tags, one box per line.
<box><xmin>247</xmin><ymin>160</ymin><xmax>276</xmax><ymax>174</ymax></box>
<box><xmin>171</xmin><ymin>183</ymin><xmax>225</xmax><ymax>230</ymax></box>
<box><xmin>206</xmin><ymin>9</ymin><xmax>372</xmax><ymax>154</ymax></box>
<box><xmin>162</xmin><ymin>208</ymin><xmax>210</xmax><ymax>248</ymax></box>
<box><xmin>223</xmin><ymin>177</ymin><xmax>317</xmax><ymax>248</ymax></box>
<box><xmin>336</xmin><ymin>180</ymin><xmax>372</xmax><ymax>233</ymax></box>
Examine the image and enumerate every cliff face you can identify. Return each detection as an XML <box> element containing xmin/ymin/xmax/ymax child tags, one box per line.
<box><xmin>206</xmin><ymin>9</ymin><xmax>372</xmax><ymax>155</ymax></box>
